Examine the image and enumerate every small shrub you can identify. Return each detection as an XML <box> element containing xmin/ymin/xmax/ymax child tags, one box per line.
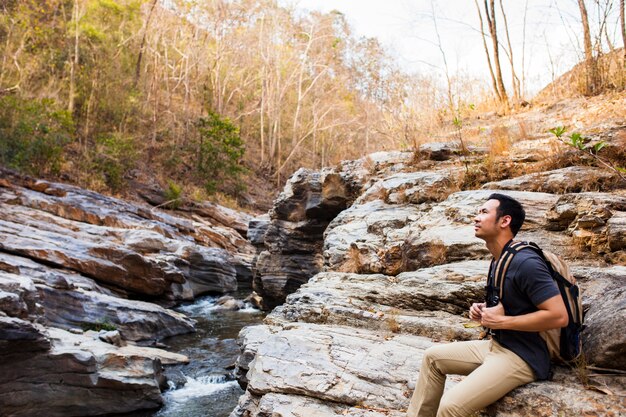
<box><xmin>82</xmin><ymin>318</ymin><xmax>117</xmax><ymax>332</ymax></box>
<box><xmin>194</xmin><ymin>111</ymin><xmax>245</xmax><ymax>194</ymax></box>
<box><xmin>0</xmin><ymin>96</ymin><xmax>74</xmax><ymax>176</ymax></box>
<box><xmin>163</xmin><ymin>180</ymin><xmax>183</xmax><ymax>209</ymax></box>
<box><xmin>92</xmin><ymin>133</ymin><xmax>137</xmax><ymax>192</ymax></box>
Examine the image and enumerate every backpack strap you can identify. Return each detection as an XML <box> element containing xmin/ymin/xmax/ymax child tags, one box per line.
<box><xmin>493</xmin><ymin>241</ymin><xmax>532</xmax><ymax>301</ymax></box>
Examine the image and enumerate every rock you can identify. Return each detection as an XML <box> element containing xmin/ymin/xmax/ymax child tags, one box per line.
<box><xmin>324</xmin><ymin>190</ymin><xmax>564</xmax><ymax>275</ymax></box>
<box><xmin>273</xmin><ymin>262</ymin><xmax>487</xmax><ymax>342</ymax></box>
<box><xmin>0</xmin><ymin>177</ymin><xmax>251</xmax><ymax>301</ymax></box>
<box><xmin>607</xmin><ymin>212</ymin><xmax>626</xmax><ymax>251</ymax></box>
<box><xmin>234</xmin><ymin>325</ymin><xmax>273</xmax><ymax>389</ymax></box>
<box><xmin>418</xmin><ymin>142</ymin><xmax>460</xmax><ymax>161</ymax></box>
<box><xmin>244</xmin><ymin>292</ymin><xmax>264</xmax><ymax>310</ymax></box>
<box><xmin>508</xmin><ymin>138</ymin><xmax>569</xmax><ymax>163</ymax></box>
<box><xmin>583</xmin><ymin>286</ymin><xmax>626</xmax><ymax>369</ymax></box>
<box><xmin>98</xmin><ymin>330</ymin><xmax>125</xmax><ymax>347</ymax></box>
<box><xmin>0</xmin><ymin>327</ymin><xmax>188</xmax><ymax>417</ymax></box>
<box><xmin>187</xmin><ymin>200</ymin><xmax>254</xmax><ymax>238</ymax></box>
<box><xmin>216</xmin><ymin>295</ymin><xmax>245</xmax><ymax>311</ymax></box>
<box><xmin>355</xmin><ymin>170</ymin><xmax>461</xmax><ymax>205</ymax></box>
<box><xmin>0</xmin><ymin>315</ymin><xmax>50</xmax><ymax>355</ymax></box>
<box><xmin>545</xmin><ymin>192</ymin><xmax>626</xmax><ymax>254</ymax></box>
<box><xmin>32</xmin><ymin>277</ymin><xmax>196</xmax><ymax>342</ymax></box>
<box><xmin>248</xmin><ymin>215</ymin><xmax>271</xmax><ymax>246</ymax></box>
<box><xmin>233</xmin><ymin>160</ymin><xmax>626</xmax><ymax>416</ymax></box>
<box><xmin>253</xmin><ymin>250</ymin><xmax>324</xmax><ymax>309</ymax></box>
<box><xmin>271</xmin><ymin>168</ymin><xmax>350</xmax><ymax>222</ymax></box>
<box><xmin>482</xmin><ymin>166</ymin><xmax>619</xmax><ymax>193</ymax></box>
<box><xmin>230</xmin><ymin>392</ymin><xmax>406</xmax><ymax>417</ymax></box>
<box><xmin>245</xmin><ymin>323</ymin><xmax>428</xmax><ymax>409</ymax></box>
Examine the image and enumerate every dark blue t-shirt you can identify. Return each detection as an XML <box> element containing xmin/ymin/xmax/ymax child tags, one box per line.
<box><xmin>490</xmin><ymin>249</ymin><xmax>560</xmax><ymax>380</ymax></box>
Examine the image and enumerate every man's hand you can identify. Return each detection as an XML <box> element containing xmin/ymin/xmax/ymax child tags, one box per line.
<box><xmin>469</xmin><ymin>302</ymin><xmax>486</xmax><ymax>321</ymax></box>
<box><xmin>480</xmin><ymin>302</ymin><xmax>507</xmax><ymax>329</ymax></box>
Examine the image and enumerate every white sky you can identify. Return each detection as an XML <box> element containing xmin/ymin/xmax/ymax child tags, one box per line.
<box><xmin>282</xmin><ymin>0</ymin><xmax>624</xmax><ymax>97</ymax></box>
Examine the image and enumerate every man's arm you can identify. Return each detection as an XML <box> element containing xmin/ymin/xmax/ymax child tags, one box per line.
<box><xmin>479</xmin><ymin>295</ymin><xmax>568</xmax><ymax>331</ymax></box>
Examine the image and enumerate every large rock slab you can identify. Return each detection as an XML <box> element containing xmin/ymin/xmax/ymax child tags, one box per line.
<box><xmin>235</xmin><ymin>322</ymin><xmax>622</xmax><ymax>417</ymax></box>
<box><xmin>0</xmin><ymin>175</ymin><xmax>254</xmax><ymax>300</ymax></box>
<box><xmin>482</xmin><ymin>166</ymin><xmax>618</xmax><ymax>193</ymax></box>
<box><xmin>245</xmin><ymin>323</ymin><xmax>428</xmax><ymax>409</ymax></box>
<box><xmin>0</xmin><ymin>326</ymin><xmax>188</xmax><ymax>417</ymax></box>
<box><xmin>231</xmin><ymin>392</ymin><xmax>406</xmax><ymax>417</ymax></box>
<box><xmin>273</xmin><ymin>262</ymin><xmax>487</xmax><ymax>342</ymax></box>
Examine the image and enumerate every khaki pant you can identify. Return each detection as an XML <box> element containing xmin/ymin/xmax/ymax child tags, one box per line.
<box><xmin>406</xmin><ymin>340</ymin><xmax>535</xmax><ymax>417</ymax></box>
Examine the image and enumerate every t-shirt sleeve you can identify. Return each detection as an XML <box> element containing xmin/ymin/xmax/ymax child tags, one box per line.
<box><xmin>514</xmin><ymin>254</ymin><xmax>560</xmax><ymax>306</ymax></box>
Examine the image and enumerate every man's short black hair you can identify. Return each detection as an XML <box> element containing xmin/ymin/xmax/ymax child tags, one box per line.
<box><xmin>487</xmin><ymin>193</ymin><xmax>525</xmax><ymax>236</ymax></box>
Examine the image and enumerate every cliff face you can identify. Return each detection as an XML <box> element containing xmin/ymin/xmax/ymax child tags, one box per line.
<box><xmin>234</xmin><ymin>136</ymin><xmax>626</xmax><ymax>416</ymax></box>
<box><xmin>0</xmin><ymin>168</ymin><xmax>255</xmax><ymax>416</ymax></box>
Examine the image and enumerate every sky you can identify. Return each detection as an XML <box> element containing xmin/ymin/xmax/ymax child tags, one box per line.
<box><xmin>281</xmin><ymin>0</ymin><xmax>624</xmax><ymax>97</ymax></box>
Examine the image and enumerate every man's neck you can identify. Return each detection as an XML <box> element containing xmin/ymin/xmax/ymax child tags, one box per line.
<box><xmin>486</xmin><ymin>234</ymin><xmax>515</xmax><ymax>259</ymax></box>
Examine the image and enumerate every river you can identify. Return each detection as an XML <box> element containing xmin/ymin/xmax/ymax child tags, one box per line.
<box><xmin>149</xmin><ymin>289</ymin><xmax>265</xmax><ymax>417</ymax></box>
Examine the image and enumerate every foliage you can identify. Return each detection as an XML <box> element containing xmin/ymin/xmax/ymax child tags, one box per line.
<box><xmin>91</xmin><ymin>134</ymin><xmax>137</xmax><ymax>192</ymax></box>
<box><xmin>194</xmin><ymin>112</ymin><xmax>246</xmax><ymax>194</ymax></box>
<box><xmin>549</xmin><ymin>126</ymin><xmax>626</xmax><ymax>180</ymax></box>
<box><xmin>81</xmin><ymin>318</ymin><xmax>117</xmax><ymax>332</ymax></box>
<box><xmin>0</xmin><ymin>96</ymin><xmax>74</xmax><ymax>176</ymax></box>
<box><xmin>163</xmin><ymin>180</ymin><xmax>183</xmax><ymax>209</ymax></box>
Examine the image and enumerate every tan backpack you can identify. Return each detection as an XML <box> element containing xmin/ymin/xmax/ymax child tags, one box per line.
<box><xmin>488</xmin><ymin>241</ymin><xmax>584</xmax><ymax>363</ymax></box>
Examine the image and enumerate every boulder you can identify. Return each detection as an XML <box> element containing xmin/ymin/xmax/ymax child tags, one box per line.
<box><xmin>418</xmin><ymin>142</ymin><xmax>461</xmax><ymax>161</ymax></box>
<box><xmin>355</xmin><ymin>170</ymin><xmax>461</xmax><ymax>205</ymax></box>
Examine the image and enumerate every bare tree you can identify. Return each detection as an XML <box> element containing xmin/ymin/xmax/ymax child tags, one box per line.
<box><xmin>619</xmin><ymin>0</ymin><xmax>626</xmax><ymax>60</ymax></box>
<box><xmin>474</xmin><ymin>0</ymin><xmax>500</xmax><ymax>103</ymax></box>
<box><xmin>134</xmin><ymin>0</ymin><xmax>158</xmax><ymax>87</ymax></box>
<box><xmin>578</xmin><ymin>0</ymin><xmax>598</xmax><ymax>94</ymax></box>
<box><xmin>474</xmin><ymin>0</ymin><xmax>509</xmax><ymax>109</ymax></box>
<box><xmin>498</xmin><ymin>0</ymin><xmax>522</xmax><ymax>104</ymax></box>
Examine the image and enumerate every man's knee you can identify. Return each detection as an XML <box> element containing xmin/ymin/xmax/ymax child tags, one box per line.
<box><xmin>436</xmin><ymin>396</ymin><xmax>471</xmax><ymax>417</ymax></box>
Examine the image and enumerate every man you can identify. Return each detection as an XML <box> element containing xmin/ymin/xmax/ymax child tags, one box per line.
<box><xmin>406</xmin><ymin>193</ymin><xmax>568</xmax><ymax>417</ymax></box>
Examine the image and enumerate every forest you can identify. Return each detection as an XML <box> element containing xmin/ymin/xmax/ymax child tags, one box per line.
<box><xmin>0</xmin><ymin>0</ymin><xmax>624</xmax><ymax>207</ymax></box>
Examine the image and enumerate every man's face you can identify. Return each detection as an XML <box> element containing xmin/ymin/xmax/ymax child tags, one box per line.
<box><xmin>474</xmin><ymin>199</ymin><xmax>502</xmax><ymax>240</ymax></box>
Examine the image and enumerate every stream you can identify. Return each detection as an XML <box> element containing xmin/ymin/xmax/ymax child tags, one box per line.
<box><xmin>150</xmin><ymin>289</ymin><xmax>265</xmax><ymax>417</ymax></box>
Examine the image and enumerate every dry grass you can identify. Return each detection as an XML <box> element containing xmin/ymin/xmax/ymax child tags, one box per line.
<box><xmin>340</xmin><ymin>244</ymin><xmax>365</xmax><ymax>274</ymax></box>
<box><xmin>385</xmin><ymin>308</ymin><xmax>401</xmax><ymax>334</ymax></box>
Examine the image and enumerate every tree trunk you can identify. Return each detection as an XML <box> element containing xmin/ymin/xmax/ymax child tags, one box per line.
<box><xmin>134</xmin><ymin>0</ymin><xmax>158</xmax><ymax>88</ymax></box>
<box><xmin>68</xmin><ymin>0</ymin><xmax>79</xmax><ymax>114</ymax></box>
<box><xmin>484</xmin><ymin>0</ymin><xmax>509</xmax><ymax>109</ymax></box>
<box><xmin>474</xmin><ymin>0</ymin><xmax>501</xmax><ymax>103</ymax></box>
<box><xmin>619</xmin><ymin>0</ymin><xmax>626</xmax><ymax>61</ymax></box>
<box><xmin>577</xmin><ymin>0</ymin><xmax>597</xmax><ymax>95</ymax></box>
<box><xmin>498</xmin><ymin>0</ymin><xmax>521</xmax><ymax>104</ymax></box>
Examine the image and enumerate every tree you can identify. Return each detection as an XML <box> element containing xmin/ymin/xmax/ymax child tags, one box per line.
<box><xmin>619</xmin><ymin>0</ymin><xmax>626</xmax><ymax>61</ymax></box>
<box><xmin>577</xmin><ymin>0</ymin><xmax>598</xmax><ymax>95</ymax></box>
<box><xmin>474</xmin><ymin>0</ymin><xmax>509</xmax><ymax>110</ymax></box>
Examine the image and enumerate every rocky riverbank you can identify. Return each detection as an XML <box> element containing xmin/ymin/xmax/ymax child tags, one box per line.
<box><xmin>233</xmin><ymin>134</ymin><xmax>626</xmax><ymax>415</ymax></box>
<box><xmin>0</xmin><ymin>168</ymin><xmax>257</xmax><ymax>416</ymax></box>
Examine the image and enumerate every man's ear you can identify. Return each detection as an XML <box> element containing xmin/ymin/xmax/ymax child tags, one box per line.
<box><xmin>499</xmin><ymin>215</ymin><xmax>512</xmax><ymax>229</ymax></box>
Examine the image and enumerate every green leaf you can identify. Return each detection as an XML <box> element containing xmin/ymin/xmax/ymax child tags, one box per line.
<box><xmin>593</xmin><ymin>141</ymin><xmax>607</xmax><ymax>153</ymax></box>
<box><xmin>617</xmin><ymin>167</ymin><xmax>626</xmax><ymax>174</ymax></box>
<box><xmin>549</xmin><ymin>126</ymin><xmax>566</xmax><ymax>138</ymax></box>
<box><xmin>569</xmin><ymin>132</ymin><xmax>586</xmax><ymax>150</ymax></box>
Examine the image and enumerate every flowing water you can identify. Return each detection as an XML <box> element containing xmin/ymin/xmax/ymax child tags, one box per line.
<box><xmin>150</xmin><ymin>289</ymin><xmax>265</xmax><ymax>417</ymax></box>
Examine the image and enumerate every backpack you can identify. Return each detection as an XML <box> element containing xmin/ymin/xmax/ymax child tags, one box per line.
<box><xmin>487</xmin><ymin>241</ymin><xmax>584</xmax><ymax>363</ymax></box>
